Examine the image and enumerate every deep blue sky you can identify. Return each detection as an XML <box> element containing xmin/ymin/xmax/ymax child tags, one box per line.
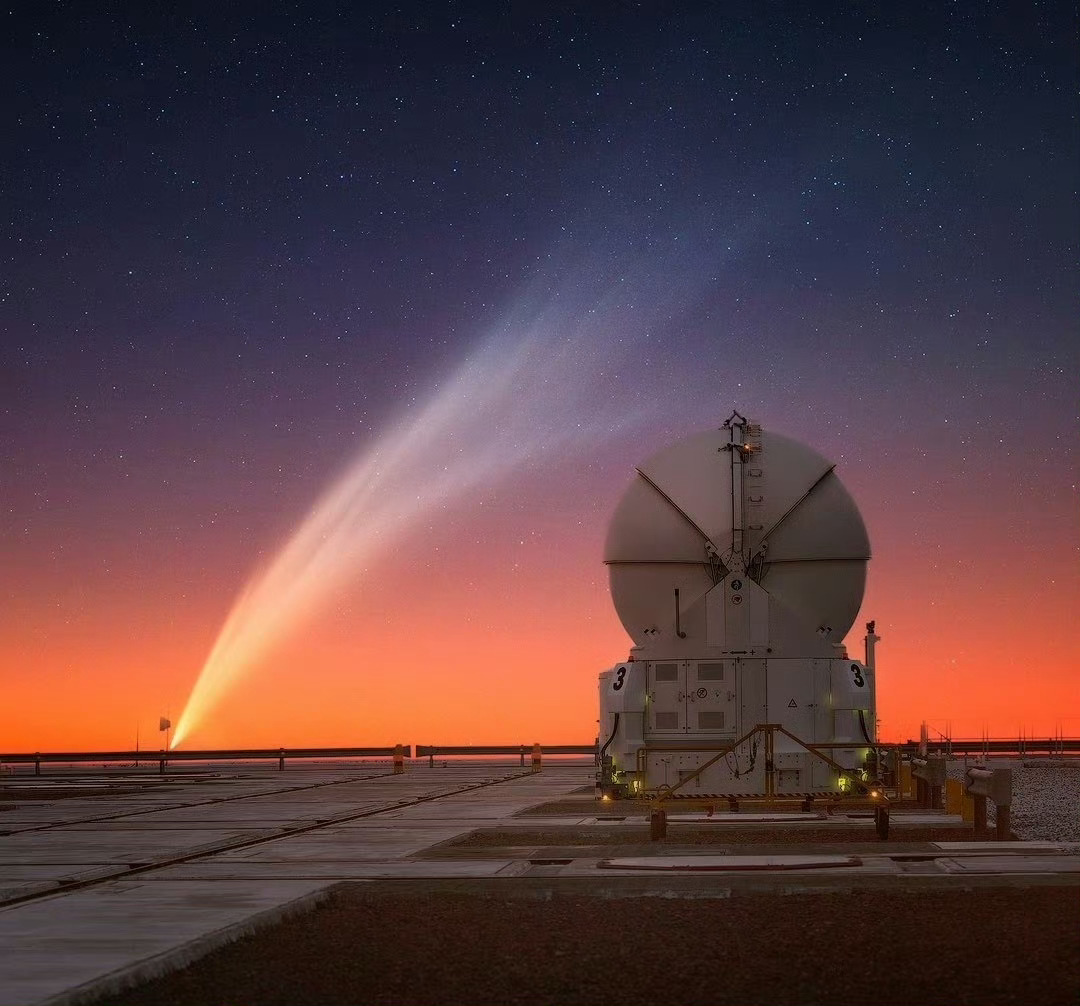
<box><xmin>2</xmin><ymin>3</ymin><xmax>1077</xmax><ymax>744</ymax></box>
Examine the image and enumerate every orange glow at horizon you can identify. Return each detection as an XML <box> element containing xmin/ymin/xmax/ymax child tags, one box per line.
<box><xmin>1</xmin><ymin>429</ymin><xmax>1077</xmax><ymax>753</ymax></box>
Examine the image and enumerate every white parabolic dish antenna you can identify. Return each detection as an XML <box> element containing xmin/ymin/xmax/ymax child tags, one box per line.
<box><xmin>604</xmin><ymin>422</ymin><xmax>870</xmax><ymax>652</ymax></box>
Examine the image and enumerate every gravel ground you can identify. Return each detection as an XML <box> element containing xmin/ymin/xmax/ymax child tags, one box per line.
<box><xmin>100</xmin><ymin>885</ymin><xmax>1080</xmax><ymax>1006</ymax></box>
<box><xmin>947</xmin><ymin>759</ymin><xmax>1080</xmax><ymax>841</ymax></box>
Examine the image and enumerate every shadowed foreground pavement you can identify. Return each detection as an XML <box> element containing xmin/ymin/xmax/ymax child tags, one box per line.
<box><xmin>4</xmin><ymin>763</ymin><xmax>1077</xmax><ymax>1005</ymax></box>
<box><xmin>102</xmin><ymin>883</ymin><xmax>1079</xmax><ymax>1006</ymax></box>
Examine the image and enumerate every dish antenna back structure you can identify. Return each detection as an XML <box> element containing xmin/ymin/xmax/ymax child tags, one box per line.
<box><xmin>598</xmin><ymin>412</ymin><xmax>879</xmax><ymax>796</ymax></box>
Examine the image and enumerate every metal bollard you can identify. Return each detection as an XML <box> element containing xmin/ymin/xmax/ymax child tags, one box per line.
<box><xmin>393</xmin><ymin>744</ymin><xmax>404</xmax><ymax>774</ymax></box>
<box><xmin>913</xmin><ymin>757</ymin><xmax>946</xmax><ymax>808</ymax></box>
<box><xmin>519</xmin><ymin>746</ymin><xmax>526</xmax><ymax>768</ymax></box>
<box><xmin>997</xmin><ymin>803</ymin><xmax>1012</xmax><ymax>840</ymax></box>
<box><xmin>973</xmin><ymin>793</ymin><xmax>987</xmax><ymax>835</ymax></box>
<box><xmin>965</xmin><ymin>766</ymin><xmax>1012</xmax><ymax>840</ymax></box>
<box><xmin>650</xmin><ymin>809</ymin><xmax>667</xmax><ymax>841</ymax></box>
<box><xmin>279</xmin><ymin>748</ymin><xmax>286</xmax><ymax>771</ymax></box>
<box><xmin>531</xmin><ymin>743</ymin><xmax>542</xmax><ymax>773</ymax></box>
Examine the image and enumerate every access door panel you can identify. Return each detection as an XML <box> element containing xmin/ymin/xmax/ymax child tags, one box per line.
<box><xmin>686</xmin><ymin>660</ymin><xmax>736</xmax><ymax>735</ymax></box>
<box><xmin>647</xmin><ymin>660</ymin><xmax>685</xmax><ymax>733</ymax></box>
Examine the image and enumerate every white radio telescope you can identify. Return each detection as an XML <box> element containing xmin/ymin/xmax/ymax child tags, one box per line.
<box><xmin>598</xmin><ymin>412</ymin><xmax>880</xmax><ymax>798</ymax></box>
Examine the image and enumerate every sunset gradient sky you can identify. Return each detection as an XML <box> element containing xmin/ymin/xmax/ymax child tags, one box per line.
<box><xmin>3</xmin><ymin>5</ymin><xmax>1077</xmax><ymax>751</ymax></box>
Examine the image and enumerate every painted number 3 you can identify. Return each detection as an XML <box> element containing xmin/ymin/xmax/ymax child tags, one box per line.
<box><xmin>850</xmin><ymin>663</ymin><xmax>865</xmax><ymax>688</ymax></box>
<box><xmin>612</xmin><ymin>667</ymin><xmax>626</xmax><ymax>691</ymax></box>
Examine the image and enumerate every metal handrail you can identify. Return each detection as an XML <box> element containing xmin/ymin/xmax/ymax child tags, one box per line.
<box><xmin>414</xmin><ymin>745</ymin><xmax>594</xmax><ymax>756</ymax></box>
<box><xmin>0</xmin><ymin>746</ymin><xmax>409</xmax><ymax>766</ymax></box>
<box><xmin>638</xmin><ymin>723</ymin><xmax>884</xmax><ymax>800</ymax></box>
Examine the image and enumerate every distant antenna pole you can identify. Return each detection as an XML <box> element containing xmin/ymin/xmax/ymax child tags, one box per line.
<box><xmin>159</xmin><ymin>714</ymin><xmax>173</xmax><ymax>754</ymax></box>
<box><xmin>135</xmin><ymin>723</ymin><xmax>140</xmax><ymax>767</ymax></box>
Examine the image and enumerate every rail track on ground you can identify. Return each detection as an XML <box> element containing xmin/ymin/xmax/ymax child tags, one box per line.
<box><xmin>0</xmin><ymin>768</ymin><xmax>533</xmax><ymax>909</ymax></box>
<box><xmin>0</xmin><ymin>768</ymin><xmax>402</xmax><ymax>835</ymax></box>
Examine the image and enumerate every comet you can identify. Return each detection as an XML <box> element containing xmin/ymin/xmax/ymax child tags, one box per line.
<box><xmin>170</xmin><ymin>266</ymin><xmax>699</xmax><ymax>747</ymax></box>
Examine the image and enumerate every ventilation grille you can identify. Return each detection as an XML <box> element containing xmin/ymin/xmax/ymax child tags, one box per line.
<box><xmin>653</xmin><ymin>663</ymin><xmax>678</xmax><ymax>682</ymax></box>
<box><xmin>699</xmin><ymin>711</ymin><xmax>726</xmax><ymax>730</ymax></box>
<box><xmin>654</xmin><ymin>711</ymin><xmax>680</xmax><ymax>730</ymax></box>
<box><xmin>697</xmin><ymin>662</ymin><xmax>725</xmax><ymax>681</ymax></box>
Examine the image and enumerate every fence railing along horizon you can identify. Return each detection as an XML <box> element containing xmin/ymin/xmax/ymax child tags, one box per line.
<box><xmin>5</xmin><ymin>737</ymin><xmax>1080</xmax><ymax>767</ymax></box>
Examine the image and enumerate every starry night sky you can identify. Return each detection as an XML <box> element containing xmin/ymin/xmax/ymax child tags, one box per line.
<box><xmin>3</xmin><ymin>4</ymin><xmax>1077</xmax><ymax>749</ymax></box>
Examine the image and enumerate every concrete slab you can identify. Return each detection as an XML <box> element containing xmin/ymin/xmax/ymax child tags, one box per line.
<box><xmin>58</xmin><ymin>821</ymin><xmax>297</xmax><ymax>832</ymax></box>
<box><xmin>339</xmin><ymin>814</ymin><xmax>599</xmax><ymax>829</ymax></box>
<box><xmin>210</xmin><ymin>825</ymin><xmax>471</xmax><ymax>862</ymax></box>
<box><xmin>0</xmin><ymin>881</ymin><xmax>330</xmax><ymax>1006</ymax></box>
<box><xmin>932</xmin><ymin>841</ymin><xmax>1070</xmax><ymax>852</ymax></box>
<box><xmin>577</xmin><ymin>817</ymin><xmax>640</xmax><ymax>825</ymax></box>
<box><xmin>939</xmin><ymin>856</ymin><xmax>1080</xmax><ymax>874</ymax></box>
<box><xmin>0</xmin><ymin>866</ymin><xmax>118</xmax><ymax>883</ymax></box>
<box><xmin>599</xmin><ymin>855</ymin><xmax>864</xmax><ymax>871</ymax></box>
<box><xmin>124</xmin><ymin>859</ymin><xmax>517</xmax><ymax>880</ymax></box>
<box><xmin>885</xmin><ymin>813</ymin><xmax>966</xmax><ymax>826</ymax></box>
<box><xmin>0</xmin><ymin>830</ymin><xmax>267</xmax><ymax>864</ymax></box>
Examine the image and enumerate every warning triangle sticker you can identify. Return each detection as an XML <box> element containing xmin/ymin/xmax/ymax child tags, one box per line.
<box><xmin>787</xmin><ymin>698</ymin><xmax>798</xmax><ymax>708</ymax></box>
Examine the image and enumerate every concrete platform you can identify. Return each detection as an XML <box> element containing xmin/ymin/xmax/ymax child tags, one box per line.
<box><xmin>0</xmin><ymin>764</ymin><xmax>586</xmax><ymax>1005</ymax></box>
<box><xmin>1</xmin><ymin>762</ymin><xmax>1077</xmax><ymax>1006</ymax></box>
